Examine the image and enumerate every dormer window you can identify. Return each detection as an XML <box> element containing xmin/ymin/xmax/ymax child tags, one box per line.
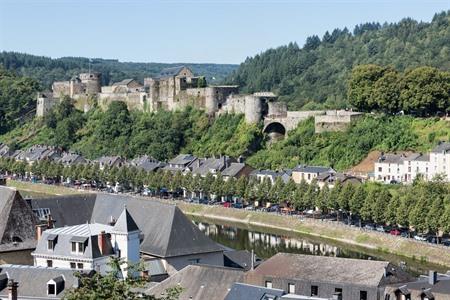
<box><xmin>70</xmin><ymin>236</ymin><xmax>87</xmax><ymax>254</ymax></box>
<box><xmin>48</xmin><ymin>283</ymin><xmax>56</xmax><ymax>295</ymax></box>
<box><xmin>47</xmin><ymin>234</ymin><xmax>57</xmax><ymax>251</ymax></box>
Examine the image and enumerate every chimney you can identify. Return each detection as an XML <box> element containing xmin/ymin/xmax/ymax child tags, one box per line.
<box><xmin>429</xmin><ymin>270</ymin><xmax>438</xmax><ymax>285</ymax></box>
<box><xmin>196</xmin><ymin>159</ymin><xmax>200</xmax><ymax>168</ymax></box>
<box><xmin>98</xmin><ymin>231</ymin><xmax>107</xmax><ymax>255</ymax></box>
<box><xmin>7</xmin><ymin>279</ymin><xmax>18</xmax><ymax>300</ymax></box>
<box><xmin>108</xmin><ymin>216</ymin><xmax>116</xmax><ymax>226</ymax></box>
<box><xmin>35</xmin><ymin>224</ymin><xmax>47</xmax><ymax>240</ymax></box>
<box><xmin>251</xmin><ymin>249</ymin><xmax>254</xmax><ymax>270</ymax></box>
<box><xmin>46</xmin><ymin>214</ymin><xmax>54</xmax><ymax>229</ymax></box>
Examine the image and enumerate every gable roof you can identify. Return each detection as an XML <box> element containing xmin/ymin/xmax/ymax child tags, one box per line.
<box><xmin>431</xmin><ymin>142</ymin><xmax>450</xmax><ymax>153</ymax></box>
<box><xmin>30</xmin><ymin>193</ymin><xmax>223</xmax><ymax>258</ymax></box>
<box><xmin>158</xmin><ymin>66</ymin><xmax>191</xmax><ymax>79</ymax></box>
<box><xmin>113</xmin><ymin>208</ymin><xmax>140</xmax><ymax>233</ymax></box>
<box><xmin>246</xmin><ymin>253</ymin><xmax>412</xmax><ymax>288</ymax></box>
<box><xmin>130</xmin><ymin>155</ymin><xmax>166</xmax><ymax>172</ymax></box>
<box><xmin>145</xmin><ymin>264</ymin><xmax>244</xmax><ymax>300</ymax></box>
<box><xmin>112</xmin><ymin>78</ymin><xmax>140</xmax><ymax>87</ymax></box>
<box><xmin>222</xmin><ymin>163</ymin><xmax>247</xmax><ymax>177</ymax></box>
<box><xmin>292</xmin><ymin>165</ymin><xmax>334</xmax><ymax>174</ymax></box>
<box><xmin>0</xmin><ymin>264</ymin><xmax>82</xmax><ymax>299</ymax></box>
<box><xmin>0</xmin><ymin>186</ymin><xmax>39</xmax><ymax>252</ymax></box>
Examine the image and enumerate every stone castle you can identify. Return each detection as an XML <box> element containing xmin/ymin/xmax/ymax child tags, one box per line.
<box><xmin>37</xmin><ymin>66</ymin><xmax>362</xmax><ymax>137</ymax></box>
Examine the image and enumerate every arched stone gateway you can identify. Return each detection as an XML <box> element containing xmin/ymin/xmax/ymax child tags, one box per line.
<box><xmin>263</xmin><ymin>122</ymin><xmax>286</xmax><ymax>142</ymax></box>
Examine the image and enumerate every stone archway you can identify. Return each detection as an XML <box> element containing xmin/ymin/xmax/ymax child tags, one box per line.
<box><xmin>263</xmin><ymin>122</ymin><xmax>286</xmax><ymax>143</ymax></box>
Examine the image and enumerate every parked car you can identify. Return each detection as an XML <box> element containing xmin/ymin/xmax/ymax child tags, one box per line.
<box><xmin>364</xmin><ymin>224</ymin><xmax>375</xmax><ymax>230</ymax></box>
<box><xmin>414</xmin><ymin>234</ymin><xmax>427</xmax><ymax>241</ymax></box>
<box><xmin>376</xmin><ymin>225</ymin><xmax>385</xmax><ymax>232</ymax></box>
<box><xmin>245</xmin><ymin>205</ymin><xmax>254</xmax><ymax>211</ymax></box>
<box><xmin>222</xmin><ymin>202</ymin><xmax>232</xmax><ymax>208</ymax></box>
<box><xmin>400</xmin><ymin>231</ymin><xmax>410</xmax><ymax>238</ymax></box>
<box><xmin>390</xmin><ymin>229</ymin><xmax>401</xmax><ymax>236</ymax></box>
<box><xmin>232</xmin><ymin>202</ymin><xmax>243</xmax><ymax>209</ymax></box>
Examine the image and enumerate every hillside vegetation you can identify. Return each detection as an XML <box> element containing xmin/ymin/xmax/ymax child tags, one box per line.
<box><xmin>0</xmin><ymin>51</ymin><xmax>238</xmax><ymax>88</ymax></box>
<box><xmin>228</xmin><ymin>11</ymin><xmax>450</xmax><ymax>109</ymax></box>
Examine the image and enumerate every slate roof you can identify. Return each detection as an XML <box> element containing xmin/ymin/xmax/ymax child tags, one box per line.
<box><xmin>158</xmin><ymin>66</ymin><xmax>190</xmax><ymax>79</ymax></box>
<box><xmin>225</xmin><ymin>282</ymin><xmax>285</xmax><ymax>300</ymax></box>
<box><xmin>113</xmin><ymin>208</ymin><xmax>140</xmax><ymax>233</ymax></box>
<box><xmin>58</xmin><ymin>153</ymin><xmax>87</xmax><ymax>165</ymax></box>
<box><xmin>0</xmin><ymin>186</ymin><xmax>39</xmax><ymax>252</ymax></box>
<box><xmin>246</xmin><ymin>253</ymin><xmax>413</xmax><ymax>288</ymax></box>
<box><xmin>224</xmin><ymin>250</ymin><xmax>261</xmax><ymax>271</ymax></box>
<box><xmin>96</xmin><ymin>156</ymin><xmax>123</xmax><ymax>167</ymax></box>
<box><xmin>376</xmin><ymin>153</ymin><xmax>405</xmax><ymax>164</ymax></box>
<box><xmin>0</xmin><ymin>264</ymin><xmax>81</xmax><ymax>299</ymax></box>
<box><xmin>431</xmin><ymin>142</ymin><xmax>450</xmax><ymax>153</ymax></box>
<box><xmin>388</xmin><ymin>275</ymin><xmax>450</xmax><ymax>297</ymax></box>
<box><xmin>292</xmin><ymin>165</ymin><xmax>334</xmax><ymax>174</ymax></box>
<box><xmin>30</xmin><ymin>193</ymin><xmax>223</xmax><ymax>258</ymax></box>
<box><xmin>189</xmin><ymin>156</ymin><xmax>233</xmax><ymax>176</ymax></box>
<box><xmin>112</xmin><ymin>78</ymin><xmax>139</xmax><ymax>86</ymax></box>
<box><xmin>129</xmin><ymin>155</ymin><xmax>166</xmax><ymax>172</ymax></box>
<box><xmin>33</xmin><ymin>223</ymin><xmax>115</xmax><ymax>260</ymax></box>
<box><xmin>222</xmin><ymin>163</ymin><xmax>247</xmax><ymax>178</ymax></box>
<box><xmin>403</xmin><ymin>153</ymin><xmax>430</xmax><ymax>162</ymax></box>
<box><xmin>17</xmin><ymin>145</ymin><xmax>61</xmax><ymax>163</ymax></box>
<box><xmin>145</xmin><ymin>264</ymin><xmax>244</xmax><ymax>300</ymax></box>
<box><xmin>167</xmin><ymin>154</ymin><xmax>197</xmax><ymax>166</ymax></box>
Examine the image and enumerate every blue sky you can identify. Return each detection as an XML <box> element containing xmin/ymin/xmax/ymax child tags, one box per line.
<box><xmin>0</xmin><ymin>0</ymin><xmax>448</xmax><ymax>64</ymax></box>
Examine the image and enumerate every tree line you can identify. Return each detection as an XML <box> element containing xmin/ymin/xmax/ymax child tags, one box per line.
<box><xmin>227</xmin><ymin>11</ymin><xmax>450</xmax><ymax>110</ymax></box>
<box><xmin>348</xmin><ymin>64</ymin><xmax>450</xmax><ymax>115</ymax></box>
<box><xmin>2</xmin><ymin>157</ymin><xmax>450</xmax><ymax>236</ymax></box>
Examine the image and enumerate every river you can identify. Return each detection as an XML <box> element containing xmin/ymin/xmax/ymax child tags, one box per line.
<box><xmin>190</xmin><ymin>217</ymin><xmax>448</xmax><ymax>276</ymax></box>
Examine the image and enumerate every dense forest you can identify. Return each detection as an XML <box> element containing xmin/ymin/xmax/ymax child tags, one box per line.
<box><xmin>227</xmin><ymin>11</ymin><xmax>450</xmax><ymax>109</ymax></box>
<box><xmin>0</xmin><ymin>51</ymin><xmax>238</xmax><ymax>88</ymax></box>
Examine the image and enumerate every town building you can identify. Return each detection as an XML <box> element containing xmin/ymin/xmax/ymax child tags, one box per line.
<box><xmin>128</xmin><ymin>155</ymin><xmax>166</xmax><ymax>172</ymax></box>
<box><xmin>15</xmin><ymin>145</ymin><xmax>61</xmax><ymax>165</ymax></box>
<box><xmin>58</xmin><ymin>153</ymin><xmax>87</xmax><ymax>166</ymax></box>
<box><xmin>374</xmin><ymin>142</ymin><xmax>450</xmax><ymax>183</ymax></box>
<box><xmin>163</xmin><ymin>154</ymin><xmax>198</xmax><ymax>173</ymax></box>
<box><xmin>244</xmin><ymin>253</ymin><xmax>413</xmax><ymax>300</ymax></box>
<box><xmin>316</xmin><ymin>171</ymin><xmax>362</xmax><ymax>188</ymax></box>
<box><xmin>32</xmin><ymin>208</ymin><xmax>140</xmax><ymax>278</ymax></box>
<box><xmin>250</xmin><ymin>169</ymin><xmax>292</xmax><ymax>184</ymax></box>
<box><xmin>95</xmin><ymin>156</ymin><xmax>124</xmax><ymax>170</ymax></box>
<box><xmin>292</xmin><ymin>165</ymin><xmax>335</xmax><ymax>184</ymax></box>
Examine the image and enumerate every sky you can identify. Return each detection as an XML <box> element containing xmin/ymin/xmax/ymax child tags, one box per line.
<box><xmin>0</xmin><ymin>0</ymin><xmax>449</xmax><ymax>64</ymax></box>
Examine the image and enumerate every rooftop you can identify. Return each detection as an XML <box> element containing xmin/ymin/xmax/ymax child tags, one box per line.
<box><xmin>292</xmin><ymin>165</ymin><xmax>334</xmax><ymax>173</ymax></box>
<box><xmin>431</xmin><ymin>142</ymin><xmax>450</xmax><ymax>153</ymax></box>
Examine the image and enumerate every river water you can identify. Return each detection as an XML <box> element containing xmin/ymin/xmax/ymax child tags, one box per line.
<box><xmin>191</xmin><ymin>217</ymin><xmax>448</xmax><ymax>276</ymax></box>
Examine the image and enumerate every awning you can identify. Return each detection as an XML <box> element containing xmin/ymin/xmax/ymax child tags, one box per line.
<box><xmin>70</xmin><ymin>236</ymin><xmax>88</xmax><ymax>243</ymax></box>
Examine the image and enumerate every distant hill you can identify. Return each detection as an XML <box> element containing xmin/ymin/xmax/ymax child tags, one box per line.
<box><xmin>0</xmin><ymin>51</ymin><xmax>238</xmax><ymax>89</ymax></box>
<box><xmin>227</xmin><ymin>11</ymin><xmax>450</xmax><ymax>110</ymax></box>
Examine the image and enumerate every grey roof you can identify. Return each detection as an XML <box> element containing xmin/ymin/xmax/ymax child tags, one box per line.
<box><xmin>189</xmin><ymin>156</ymin><xmax>233</xmax><ymax>176</ymax></box>
<box><xmin>113</xmin><ymin>208</ymin><xmax>140</xmax><ymax>232</ymax></box>
<box><xmin>145</xmin><ymin>264</ymin><xmax>244</xmax><ymax>300</ymax></box>
<box><xmin>0</xmin><ymin>186</ymin><xmax>39</xmax><ymax>252</ymax></box>
<box><xmin>431</xmin><ymin>142</ymin><xmax>450</xmax><ymax>153</ymax></box>
<box><xmin>377</xmin><ymin>153</ymin><xmax>406</xmax><ymax>164</ymax></box>
<box><xmin>96</xmin><ymin>156</ymin><xmax>123</xmax><ymax>166</ymax></box>
<box><xmin>130</xmin><ymin>155</ymin><xmax>165</xmax><ymax>172</ymax></box>
<box><xmin>403</xmin><ymin>153</ymin><xmax>430</xmax><ymax>162</ymax></box>
<box><xmin>292</xmin><ymin>165</ymin><xmax>334</xmax><ymax>174</ymax></box>
<box><xmin>389</xmin><ymin>275</ymin><xmax>450</xmax><ymax>296</ymax></box>
<box><xmin>167</xmin><ymin>154</ymin><xmax>197</xmax><ymax>166</ymax></box>
<box><xmin>112</xmin><ymin>78</ymin><xmax>140</xmax><ymax>87</ymax></box>
<box><xmin>30</xmin><ymin>193</ymin><xmax>223</xmax><ymax>258</ymax></box>
<box><xmin>0</xmin><ymin>264</ymin><xmax>82</xmax><ymax>299</ymax></box>
<box><xmin>221</xmin><ymin>163</ymin><xmax>247</xmax><ymax>177</ymax></box>
<box><xmin>17</xmin><ymin>145</ymin><xmax>61</xmax><ymax>162</ymax></box>
<box><xmin>158</xmin><ymin>66</ymin><xmax>190</xmax><ymax>79</ymax></box>
<box><xmin>58</xmin><ymin>153</ymin><xmax>87</xmax><ymax>165</ymax></box>
<box><xmin>33</xmin><ymin>223</ymin><xmax>115</xmax><ymax>260</ymax></box>
<box><xmin>247</xmin><ymin>253</ymin><xmax>413</xmax><ymax>288</ymax></box>
<box><xmin>225</xmin><ymin>282</ymin><xmax>285</xmax><ymax>300</ymax></box>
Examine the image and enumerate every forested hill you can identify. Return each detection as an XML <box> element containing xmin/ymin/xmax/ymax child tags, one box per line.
<box><xmin>227</xmin><ymin>11</ymin><xmax>450</xmax><ymax>110</ymax></box>
<box><xmin>0</xmin><ymin>52</ymin><xmax>238</xmax><ymax>88</ymax></box>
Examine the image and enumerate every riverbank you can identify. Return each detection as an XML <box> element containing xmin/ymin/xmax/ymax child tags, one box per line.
<box><xmin>178</xmin><ymin>203</ymin><xmax>450</xmax><ymax>268</ymax></box>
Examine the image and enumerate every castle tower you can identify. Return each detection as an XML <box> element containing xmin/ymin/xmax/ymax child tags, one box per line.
<box><xmin>111</xmin><ymin>208</ymin><xmax>141</xmax><ymax>278</ymax></box>
<box><xmin>79</xmin><ymin>72</ymin><xmax>102</xmax><ymax>95</ymax></box>
<box><xmin>244</xmin><ymin>95</ymin><xmax>263</xmax><ymax>124</ymax></box>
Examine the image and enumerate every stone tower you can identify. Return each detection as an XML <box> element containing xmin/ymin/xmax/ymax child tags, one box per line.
<box><xmin>79</xmin><ymin>72</ymin><xmax>102</xmax><ymax>95</ymax></box>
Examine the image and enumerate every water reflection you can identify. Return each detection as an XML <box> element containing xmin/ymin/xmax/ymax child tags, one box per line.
<box><xmin>195</xmin><ymin>221</ymin><xmax>373</xmax><ymax>260</ymax></box>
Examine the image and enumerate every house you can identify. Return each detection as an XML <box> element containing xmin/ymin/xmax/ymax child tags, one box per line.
<box><xmin>0</xmin><ymin>264</ymin><xmax>83</xmax><ymax>299</ymax></box>
<box><xmin>225</xmin><ymin>283</ymin><xmax>285</xmax><ymax>300</ymax></box>
<box><xmin>250</xmin><ymin>169</ymin><xmax>292</xmax><ymax>185</ymax></box>
<box><xmin>15</xmin><ymin>145</ymin><xmax>61</xmax><ymax>165</ymax></box>
<box><xmin>385</xmin><ymin>271</ymin><xmax>450</xmax><ymax>300</ymax></box>
<box><xmin>32</xmin><ymin>208</ymin><xmax>140</xmax><ymax>278</ymax></box>
<box><xmin>0</xmin><ymin>144</ymin><xmax>13</xmax><ymax>158</ymax></box>
<box><xmin>0</xmin><ymin>186</ymin><xmax>39</xmax><ymax>254</ymax></box>
<box><xmin>188</xmin><ymin>156</ymin><xmax>234</xmax><ymax>177</ymax></box>
<box><xmin>316</xmin><ymin>171</ymin><xmax>362</xmax><ymax>188</ymax></box>
<box><xmin>95</xmin><ymin>156</ymin><xmax>124</xmax><ymax>170</ymax></box>
<box><xmin>244</xmin><ymin>253</ymin><xmax>413</xmax><ymax>300</ymax></box>
<box><xmin>292</xmin><ymin>165</ymin><xmax>335</xmax><ymax>184</ymax></box>
<box><xmin>28</xmin><ymin>193</ymin><xmax>224</xmax><ymax>274</ymax></box>
<box><xmin>58</xmin><ymin>152</ymin><xmax>87</xmax><ymax>166</ymax></box>
<box><xmin>144</xmin><ymin>264</ymin><xmax>245</xmax><ymax>300</ymax></box>
<box><xmin>163</xmin><ymin>154</ymin><xmax>197</xmax><ymax>173</ymax></box>
<box><xmin>223</xmin><ymin>250</ymin><xmax>261</xmax><ymax>271</ymax></box>
<box><xmin>111</xmin><ymin>79</ymin><xmax>143</xmax><ymax>93</ymax></box>
<box><xmin>430</xmin><ymin>141</ymin><xmax>450</xmax><ymax>181</ymax></box>
<box><xmin>129</xmin><ymin>155</ymin><xmax>166</xmax><ymax>172</ymax></box>
<box><xmin>221</xmin><ymin>162</ymin><xmax>254</xmax><ymax>181</ymax></box>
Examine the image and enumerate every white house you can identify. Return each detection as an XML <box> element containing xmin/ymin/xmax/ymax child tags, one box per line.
<box><xmin>32</xmin><ymin>208</ymin><xmax>141</xmax><ymax>278</ymax></box>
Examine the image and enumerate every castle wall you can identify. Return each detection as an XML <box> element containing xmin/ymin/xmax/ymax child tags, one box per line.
<box><xmin>98</xmin><ymin>92</ymin><xmax>149</xmax><ymax>111</ymax></box>
<box><xmin>314</xmin><ymin>110</ymin><xmax>363</xmax><ymax>133</ymax></box>
<box><xmin>221</xmin><ymin>94</ymin><xmax>246</xmax><ymax>115</ymax></box>
<box><xmin>268</xmin><ymin>102</ymin><xmax>287</xmax><ymax>117</ymax></box>
<box><xmin>79</xmin><ymin>73</ymin><xmax>101</xmax><ymax>95</ymax></box>
<box><xmin>36</xmin><ymin>95</ymin><xmax>59</xmax><ymax>117</ymax></box>
<box><xmin>244</xmin><ymin>95</ymin><xmax>263</xmax><ymax>124</ymax></box>
<box><xmin>52</xmin><ymin>81</ymin><xmax>70</xmax><ymax>98</ymax></box>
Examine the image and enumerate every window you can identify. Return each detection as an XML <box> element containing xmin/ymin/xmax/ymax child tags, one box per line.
<box><xmin>47</xmin><ymin>284</ymin><xmax>56</xmax><ymax>295</ymax></box>
<box><xmin>78</xmin><ymin>242</ymin><xmax>84</xmax><ymax>253</ymax></box>
<box><xmin>378</xmin><ymin>167</ymin><xmax>382</xmax><ymax>172</ymax></box>
<box><xmin>71</xmin><ymin>242</ymin><xmax>77</xmax><ymax>253</ymax></box>
<box><xmin>47</xmin><ymin>240</ymin><xmax>54</xmax><ymax>250</ymax></box>
<box><xmin>188</xmin><ymin>258</ymin><xmax>200</xmax><ymax>264</ymax></box>
<box><xmin>335</xmin><ymin>288</ymin><xmax>343</xmax><ymax>295</ymax></box>
<box><xmin>288</xmin><ymin>283</ymin><xmax>295</xmax><ymax>294</ymax></box>
<box><xmin>46</xmin><ymin>260</ymin><xmax>53</xmax><ymax>267</ymax></box>
<box><xmin>360</xmin><ymin>291</ymin><xmax>367</xmax><ymax>300</ymax></box>
<box><xmin>77</xmin><ymin>263</ymin><xmax>84</xmax><ymax>269</ymax></box>
<box><xmin>311</xmin><ymin>285</ymin><xmax>318</xmax><ymax>296</ymax></box>
<box><xmin>265</xmin><ymin>281</ymin><xmax>272</xmax><ymax>289</ymax></box>
<box><xmin>70</xmin><ymin>262</ymin><xmax>76</xmax><ymax>269</ymax></box>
